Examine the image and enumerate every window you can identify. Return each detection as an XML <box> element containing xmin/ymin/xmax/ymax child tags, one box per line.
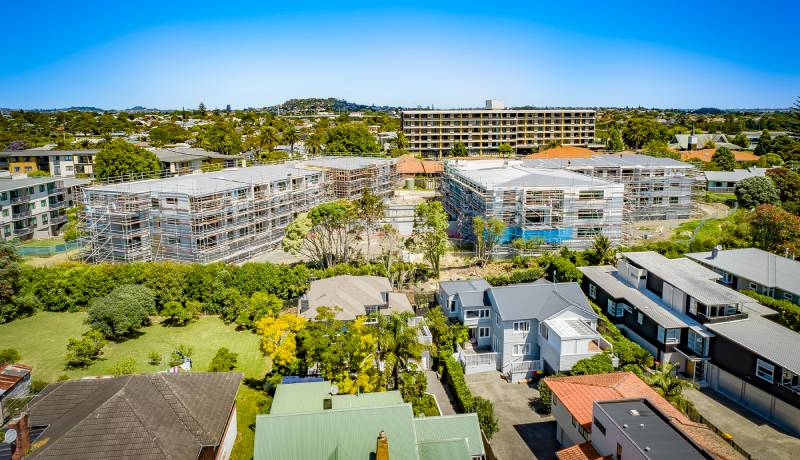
<box><xmin>689</xmin><ymin>297</ymin><xmax>698</xmax><ymax>315</ymax></box>
<box><xmin>449</xmin><ymin>300</ymin><xmax>456</xmax><ymax>313</ymax></box>
<box><xmin>616</xmin><ymin>443</ymin><xmax>622</xmax><ymax>459</ymax></box>
<box><xmin>593</xmin><ymin>417</ymin><xmax>606</xmax><ymax>435</ymax></box>
<box><xmin>588</xmin><ymin>284</ymin><xmax>597</xmax><ymax>299</ymax></box>
<box><xmin>1</xmin><ymin>210</ymin><xmax>7</xmax><ymax>217</ymax></box>
<box><xmin>607</xmin><ymin>299</ymin><xmax>623</xmax><ymax>317</ymax></box>
<box><xmin>577</xmin><ymin>209</ymin><xmax>603</xmax><ymax>220</ymax></box>
<box><xmin>756</xmin><ymin>359</ymin><xmax>775</xmax><ymax>383</ymax></box>
<box><xmin>40</xmin><ymin>200</ymin><xmax>46</xmax><ymax>207</ymax></box>
<box><xmin>513</xmin><ymin>344</ymin><xmax>530</xmax><ymax>356</ymax></box>
<box><xmin>576</xmin><ymin>227</ymin><xmax>602</xmax><ymax>237</ymax></box>
<box><xmin>495</xmin><ymin>313</ymin><xmax>499</xmax><ymax>326</ymax></box>
<box><xmin>39</xmin><ymin>185</ymin><xmax>45</xmax><ymax>193</ymax></box>
<box><xmin>480</xmin><ymin>309</ymin><xmax>490</xmax><ymax>319</ymax></box>
<box><xmin>578</xmin><ymin>190</ymin><xmax>604</xmax><ymax>200</ymax></box>
<box><xmin>624</xmin><ymin>304</ymin><xmax>632</xmax><ymax>313</ymax></box>
<box><xmin>165</xmin><ymin>197</ymin><xmax>178</xmax><ymax>205</ymax></box>
<box><xmin>658</xmin><ymin>326</ymin><xmax>680</xmax><ymax>344</ymax></box>
<box><xmin>784</xmin><ymin>292</ymin><xmax>794</xmax><ymax>301</ymax></box>
<box><xmin>637</xmin><ymin>312</ymin><xmax>643</xmax><ymax>324</ymax></box>
<box><xmin>669</xmin><ymin>197</ymin><xmax>679</xmax><ymax>204</ymax></box>
<box><xmin>478</xmin><ymin>327</ymin><xmax>490</xmax><ymax>338</ymax></box>
<box><xmin>749</xmin><ymin>282</ymin><xmax>758</xmax><ymax>289</ymax></box>
<box><xmin>539</xmin><ymin>323</ymin><xmax>548</xmax><ymax>339</ymax></box>
<box><xmin>513</xmin><ymin>321</ymin><xmax>529</xmax><ymax>333</ymax></box>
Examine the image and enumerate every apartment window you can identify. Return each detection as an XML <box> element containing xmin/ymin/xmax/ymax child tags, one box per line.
<box><xmin>616</xmin><ymin>443</ymin><xmax>622</xmax><ymax>459</ymax></box>
<box><xmin>578</xmin><ymin>190</ymin><xmax>604</xmax><ymax>200</ymax></box>
<box><xmin>513</xmin><ymin>321</ymin><xmax>529</xmax><ymax>333</ymax></box>
<box><xmin>576</xmin><ymin>227</ymin><xmax>602</xmax><ymax>237</ymax></box>
<box><xmin>653</xmin><ymin>197</ymin><xmax>663</xmax><ymax>205</ymax></box>
<box><xmin>1</xmin><ymin>210</ymin><xmax>7</xmax><ymax>217</ymax></box>
<box><xmin>756</xmin><ymin>359</ymin><xmax>775</xmax><ymax>383</ymax></box>
<box><xmin>577</xmin><ymin>209</ymin><xmax>603</xmax><ymax>219</ymax></box>
<box><xmin>39</xmin><ymin>185</ymin><xmax>45</xmax><ymax>193</ymax></box>
<box><xmin>637</xmin><ymin>312</ymin><xmax>644</xmax><ymax>324</ymax></box>
<box><xmin>513</xmin><ymin>344</ymin><xmax>530</xmax><ymax>356</ymax></box>
<box><xmin>669</xmin><ymin>197</ymin><xmax>679</xmax><ymax>204</ymax></box>
<box><xmin>588</xmin><ymin>284</ymin><xmax>597</xmax><ymax>299</ymax></box>
<box><xmin>40</xmin><ymin>200</ymin><xmax>46</xmax><ymax>207</ymax></box>
<box><xmin>689</xmin><ymin>297</ymin><xmax>698</xmax><ymax>315</ymax></box>
<box><xmin>607</xmin><ymin>299</ymin><xmax>623</xmax><ymax>317</ymax></box>
<box><xmin>749</xmin><ymin>282</ymin><xmax>758</xmax><ymax>290</ymax></box>
<box><xmin>658</xmin><ymin>326</ymin><xmax>680</xmax><ymax>344</ymax></box>
<box><xmin>165</xmin><ymin>197</ymin><xmax>178</xmax><ymax>205</ymax></box>
<box><xmin>478</xmin><ymin>327</ymin><xmax>490</xmax><ymax>338</ymax></box>
<box><xmin>593</xmin><ymin>417</ymin><xmax>606</xmax><ymax>435</ymax></box>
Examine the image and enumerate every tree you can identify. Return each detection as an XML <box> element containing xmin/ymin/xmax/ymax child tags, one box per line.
<box><xmin>148</xmin><ymin>123</ymin><xmax>191</xmax><ymax>147</ymax></box>
<box><xmin>196</xmin><ymin>121</ymin><xmax>242</xmax><ymax>154</ymax></box>
<box><xmin>498</xmin><ymin>143</ymin><xmax>513</xmax><ymax>157</ymax></box>
<box><xmin>282</xmin><ymin>201</ymin><xmax>361</xmax><ymax>268</ymax></box>
<box><xmin>225</xmin><ymin>104</ymin><xmax>232</xmax><ymax>113</ymax></box>
<box><xmin>538</xmin><ymin>253</ymin><xmax>583</xmax><ymax>282</ymax></box>
<box><xmin>711</xmin><ymin>147</ymin><xmax>736</xmax><ymax>171</ymax></box>
<box><xmin>281</xmin><ymin>125</ymin><xmax>300</xmax><ymax>155</ymax></box>
<box><xmin>355</xmin><ymin>190</ymin><xmax>385</xmax><ymax>261</ymax></box>
<box><xmin>766</xmin><ymin>168</ymin><xmax>800</xmax><ymax>214</ymax></box>
<box><xmin>255</xmin><ymin>313</ymin><xmax>307</xmax><ymax>368</ymax></box>
<box><xmin>749</xmin><ymin>205</ymin><xmax>800</xmax><ymax>255</ymax></box>
<box><xmin>410</xmin><ymin>201</ymin><xmax>449</xmax><ymax>275</ymax></box>
<box><xmin>375</xmin><ymin>312</ymin><xmax>423</xmax><ymax>390</ymax></box>
<box><xmin>646</xmin><ymin>362</ymin><xmax>693</xmax><ymax>412</ymax></box>
<box><xmin>425</xmin><ymin>308</ymin><xmax>468</xmax><ymax>359</ymax></box>
<box><xmin>324</xmin><ymin>122</ymin><xmax>381</xmax><ymax>153</ymax></box>
<box><xmin>472</xmin><ymin>216</ymin><xmax>505</xmax><ymax>264</ymax></box>
<box><xmin>160</xmin><ymin>300</ymin><xmax>197</xmax><ymax>326</ymax></box>
<box><xmin>0</xmin><ymin>348</ymin><xmax>20</xmax><ymax>365</ymax></box>
<box><xmin>392</xmin><ymin>131</ymin><xmax>408</xmax><ymax>152</ymax></box>
<box><xmin>607</xmin><ymin>127</ymin><xmax>625</xmax><ymax>151</ymax></box>
<box><xmin>642</xmin><ymin>139</ymin><xmax>678</xmax><ymax>159</ymax></box>
<box><xmin>198</xmin><ymin>102</ymin><xmax>207</xmax><ymax>116</ymax></box>
<box><xmin>449</xmin><ymin>142</ymin><xmax>468</xmax><ymax>157</ymax></box>
<box><xmin>754</xmin><ymin>129</ymin><xmax>772</xmax><ymax>156</ymax></box>
<box><xmin>87</xmin><ymin>284</ymin><xmax>155</xmax><ymax>339</ymax></box>
<box><xmin>757</xmin><ymin>153</ymin><xmax>784</xmax><ymax>168</ymax></box>
<box><xmin>208</xmin><ymin>347</ymin><xmax>239</xmax><ymax>372</ymax></box>
<box><xmin>734</xmin><ymin>176</ymin><xmax>779</xmax><ymax>209</ymax></box>
<box><xmin>235</xmin><ymin>292</ymin><xmax>284</xmax><ymax>329</ymax></box>
<box><xmin>570</xmin><ymin>353</ymin><xmax>614</xmax><ymax>375</ymax></box>
<box><xmin>622</xmin><ymin>118</ymin><xmax>670</xmax><ymax>149</ymax></box>
<box><xmin>305</xmin><ymin>132</ymin><xmax>324</xmax><ymax>155</ymax></box>
<box><xmin>731</xmin><ymin>132</ymin><xmax>750</xmax><ymax>149</ymax></box>
<box><xmin>65</xmin><ymin>330</ymin><xmax>107</xmax><ymax>368</ymax></box>
<box><xmin>109</xmin><ymin>356</ymin><xmax>137</xmax><ymax>376</ymax></box>
<box><xmin>398</xmin><ymin>370</ymin><xmax>437</xmax><ymax>416</ymax></box>
<box><xmin>790</xmin><ymin>96</ymin><xmax>800</xmax><ymax>139</ymax></box>
<box><xmin>94</xmin><ymin>139</ymin><xmax>160</xmax><ymax>180</ymax></box>
<box><xmin>148</xmin><ymin>351</ymin><xmax>162</xmax><ymax>365</ymax></box>
<box><xmin>169</xmin><ymin>344</ymin><xmax>194</xmax><ymax>367</ymax></box>
<box><xmin>474</xmin><ymin>397</ymin><xmax>499</xmax><ymax>439</ymax></box>
<box><xmin>586</xmin><ymin>234</ymin><xmax>616</xmax><ymax>265</ymax></box>
<box><xmin>0</xmin><ymin>242</ymin><xmax>23</xmax><ymax>322</ymax></box>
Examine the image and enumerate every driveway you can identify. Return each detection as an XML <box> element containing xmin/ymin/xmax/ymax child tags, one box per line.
<box><xmin>425</xmin><ymin>370</ymin><xmax>456</xmax><ymax>415</ymax></box>
<box><xmin>466</xmin><ymin>371</ymin><xmax>559</xmax><ymax>460</ymax></box>
<box><xmin>685</xmin><ymin>388</ymin><xmax>800</xmax><ymax>460</ymax></box>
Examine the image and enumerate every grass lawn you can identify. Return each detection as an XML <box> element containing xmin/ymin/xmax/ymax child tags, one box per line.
<box><xmin>703</xmin><ymin>191</ymin><xmax>737</xmax><ymax>204</ymax></box>
<box><xmin>17</xmin><ymin>237</ymin><xmax>66</xmax><ymax>248</ymax></box>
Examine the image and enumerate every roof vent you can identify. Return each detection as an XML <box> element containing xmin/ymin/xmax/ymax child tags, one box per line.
<box><xmin>629</xmin><ymin>409</ymin><xmax>640</xmax><ymax>416</ymax></box>
<box><xmin>622</xmin><ymin>423</ymin><xmax>629</xmax><ymax>429</ymax></box>
<box><xmin>323</xmin><ymin>398</ymin><xmax>332</xmax><ymax>410</ymax></box>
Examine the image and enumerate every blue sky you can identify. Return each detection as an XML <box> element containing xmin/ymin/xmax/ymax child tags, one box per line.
<box><xmin>1</xmin><ymin>1</ymin><xmax>798</xmax><ymax>109</ymax></box>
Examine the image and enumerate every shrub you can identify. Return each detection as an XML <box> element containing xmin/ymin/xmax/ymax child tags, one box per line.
<box><xmin>537</xmin><ymin>379</ymin><xmax>553</xmax><ymax>414</ymax></box>
<box><xmin>442</xmin><ymin>356</ymin><xmax>474</xmax><ymax>412</ymax></box>
<box><xmin>485</xmin><ymin>266</ymin><xmax>545</xmax><ymax>286</ymax></box>
<box><xmin>474</xmin><ymin>397</ymin><xmax>499</xmax><ymax>440</ymax></box>
<box><xmin>109</xmin><ymin>356</ymin><xmax>137</xmax><ymax>376</ymax></box>
<box><xmin>571</xmin><ymin>353</ymin><xmax>614</xmax><ymax>375</ymax></box>
<box><xmin>65</xmin><ymin>330</ymin><xmax>107</xmax><ymax>368</ymax></box>
<box><xmin>31</xmin><ymin>380</ymin><xmax>49</xmax><ymax>393</ymax></box>
<box><xmin>741</xmin><ymin>290</ymin><xmax>800</xmax><ymax>333</ymax></box>
<box><xmin>57</xmin><ymin>374</ymin><xmax>70</xmax><ymax>382</ymax></box>
<box><xmin>735</xmin><ymin>176</ymin><xmax>780</xmax><ymax>209</ymax></box>
<box><xmin>208</xmin><ymin>347</ymin><xmax>239</xmax><ymax>372</ymax></box>
<box><xmin>0</xmin><ymin>348</ymin><xmax>20</xmax><ymax>365</ymax></box>
<box><xmin>87</xmin><ymin>284</ymin><xmax>154</xmax><ymax>339</ymax></box>
<box><xmin>148</xmin><ymin>351</ymin><xmax>162</xmax><ymax>366</ymax></box>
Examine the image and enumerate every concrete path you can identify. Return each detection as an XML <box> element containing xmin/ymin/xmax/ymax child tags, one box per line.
<box><xmin>424</xmin><ymin>370</ymin><xmax>456</xmax><ymax>416</ymax></box>
<box><xmin>685</xmin><ymin>388</ymin><xmax>800</xmax><ymax>460</ymax></box>
<box><xmin>466</xmin><ymin>371</ymin><xmax>559</xmax><ymax>460</ymax></box>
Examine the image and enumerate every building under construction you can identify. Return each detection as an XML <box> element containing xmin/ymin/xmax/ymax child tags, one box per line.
<box><xmin>522</xmin><ymin>154</ymin><xmax>698</xmax><ymax>222</ymax></box>
<box><xmin>442</xmin><ymin>159</ymin><xmax>624</xmax><ymax>249</ymax></box>
<box><xmin>80</xmin><ymin>164</ymin><xmax>327</xmax><ymax>264</ymax></box>
<box><xmin>300</xmin><ymin>157</ymin><xmax>397</xmax><ymax>199</ymax></box>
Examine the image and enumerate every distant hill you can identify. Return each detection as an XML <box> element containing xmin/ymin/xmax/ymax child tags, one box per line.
<box><xmin>692</xmin><ymin>107</ymin><xmax>725</xmax><ymax>115</ymax></box>
<box><xmin>265</xmin><ymin>98</ymin><xmax>402</xmax><ymax>114</ymax></box>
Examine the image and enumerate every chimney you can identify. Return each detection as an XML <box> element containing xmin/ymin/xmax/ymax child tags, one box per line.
<box><xmin>376</xmin><ymin>430</ymin><xmax>389</xmax><ymax>460</ymax></box>
<box><xmin>8</xmin><ymin>413</ymin><xmax>31</xmax><ymax>460</ymax></box>
<box><xmin>711</xmin><ymin>244</ymin><xmax>721</xmax><ymax>259</ymax></box>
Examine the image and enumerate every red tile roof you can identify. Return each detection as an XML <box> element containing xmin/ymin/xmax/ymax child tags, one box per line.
<box><xmin>544</xmin><ymin>372</ymin><xmax>743</xmax><ymax>460</ymax></box>
<box><xmin>680</xmin><ymin>149</ymin><xmax>759</xmax><ymax>163</ymax></box>
<box><xmin>0</xmin><ymin>363</ymin><xmax>32</xmax><ymax>392</ymax></box>
<box><xmin>524</xmin><ymin>146</ymin><xmax>598</xmax><ymax>159</ymax></box>
<box><xmin>556</xmin><ymin>442</ymin><xmax>610</xmax><ymax>460</ymax></box>
<box><xmin>396</xmin><ymin>154</ymin><xmax>443</xmax><ymax>175</ymax></box>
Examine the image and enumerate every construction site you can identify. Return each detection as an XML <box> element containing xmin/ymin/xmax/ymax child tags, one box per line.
<box><xmin>441</xmin><ymin>159</ymin><xmax>625</xmax><ymax>249</ymax></box>
<box><xmin>78</xmin><ymin>157</ymin><xmax>399</xmax><ymax>264</ymax></box>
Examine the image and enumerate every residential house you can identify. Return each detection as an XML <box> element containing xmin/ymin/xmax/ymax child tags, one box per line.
<box><xmin>545</xmin><ymin>372</ymin><xmax>743</xmax><ymax>460</ymax></box>
<box><xmin>704</xmin><ymin>168</ymin><xmax>769</xmax><ymax>193</ymax></box>
<box><xmin>437</xmin><ymin>279</ymin><xmax>615</xmax><ymax>381</ymax></box>
<box><xmin>0</xmin><ymin>363</ymin><xmax>31</xmax><ymax>423</ymax></box>
<box><xmin>0</xmin><ymin>372</ymin><xmax>241</xmax><ymax>460</ymax></box>
<box><xmin>299</xmin><ymin>275</ymin><xmax>414</xmax><ymax>322</ymax></box>
<box><xmin>395</xmin><ymin>154</ymin><xmax>443</xmax><ymax>187</ymax></box>
<box><xmin>741</xmin><ymin>131</ymin><xmax>790</xmax><ymax>149</ymax></box>
<box><xmin>686</xmin><ymin>247</ymin><xmax>800</xmax><ymax>305</ymax></box>
<box><xmin>151</xmin><ymin>147</ymin><xmax>244</xmax><ymax>174</ymax></box>
<box><xmin>0</xmin><ymin>173</ymin><xmax>70</xmax><ymax>241</ymax></box>
<box><xmin>671</xmin><ymin>133</ymin><xmax>739</xmax><ymax>151</ymax></box>
<box><xmin>580</xmin><ymin>251</ymin><xmax>800</xmax><ymax>435</ymax></box>
<box><xmin>255</xmin><ymin>379</ymin><xmax>485</xmax><ymax>459</ymax></box>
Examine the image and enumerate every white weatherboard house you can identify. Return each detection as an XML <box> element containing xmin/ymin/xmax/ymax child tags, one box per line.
<box><xmin>438</xmin><ymin>279</ymin><xmax>616</xmax><ymax>381</ymax></box>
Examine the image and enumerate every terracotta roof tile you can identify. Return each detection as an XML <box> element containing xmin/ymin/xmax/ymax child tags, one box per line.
<box><xmin>396</xmin><ymin>154</ymin><xmax>442</xmax><ymax>175</ymax></box>
<box><xmin>524</xmin><ymin>146</ymin><xmax>597</xmax><ymax>159</ymax></box>
<box><xmin>556</xmin><ymin>442</ymin><xmax>610</xmax><ymax>460</ymax></box>
<box><xmin>680</xmin><ymin>149</ymin><xmax>759</xmax><ymax>162</ymax></box>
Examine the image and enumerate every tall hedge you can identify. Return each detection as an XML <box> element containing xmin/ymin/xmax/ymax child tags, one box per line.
<box><xmin>443</xmin><ymin>356</ymin><xmax>474</xmax><ymax>412</ymax></box>
<box><xmin>741</xmin><ymin>290</ymin><xmax>800</xmax><ymax>333</ymax></box>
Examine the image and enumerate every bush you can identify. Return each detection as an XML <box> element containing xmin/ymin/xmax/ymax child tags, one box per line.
<box><xmin>161</xmin><ymin>300</ymin><xmax>197</xmax><ymax>326</ymax></box>
<box><xmin>109</xmin><ymin>356</ymin><xmax>137</xmax><ymax>376</ymax></box>
<box><xmin>31</xmin><ymin>380</ymin><xmax>49</xmax><ymax>393</ymax></box>
<box><xmin>537</xmin><ymin>379</ymin><xmax>553</xmax><ymax>414</ymax></box>
<box><xmin>148</xmin><ymin>351</ymin><xmax>162</xmax><ymax>366</ymax></box>
<box><xmin>474</xmin><ymin>397</ymin><xmax>499</xmax><ymax>440</ymax></box>
<box><xmin>485</xmin><ymin>266</ymin><xmax>545</xmax><ymax>286</ymax></box>
<box><xmin>571</xmin><ymin>353</ymin><xmax>614</xmax><ymax>375</ymax></box>
<box><xmin>741</xmin><ymin>290</ymin><xmax>800</xmax><ymax>333</ymax></box>
<box><xmin>442</xmin><ymin>356</ymin><xmax>474</xmax><ymax>412</ymax></box>
<box><xmin>87</xmin><ymin>284</ymin><xmax>154</xmax><ymax>339</ymax></box>
<box><xmin>0</xmin><ymin>348</ymin><xmax>20</xmax><ymax>365</ymax></box>
<box><xmin>65</xmin><ymin>330</ymin><xmax>107</xmax><ymax>368</ymax></box>
<box><xmin>735</xmin><ymin>176</ymin><xmax>780</xmax><ymax>209</ymax></box>
<box><xmin>208</xmin><ymin>347</ymin><xmax>239</xmax><ymax>372</ymax></box>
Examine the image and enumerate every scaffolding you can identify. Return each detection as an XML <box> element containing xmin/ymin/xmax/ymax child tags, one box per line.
<box><xmin>300</xmin><ymin>157</ymin><xmax>398</xmax><ymax>200</ymax></box>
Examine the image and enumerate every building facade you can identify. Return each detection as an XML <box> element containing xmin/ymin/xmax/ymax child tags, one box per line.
<box><xmin>0</xmin><ymin>173</ymin><xmax>70</xmax><ymax>241</ymax></box>
<box><xmin>301</xmin><ymin>157</ymin><xmax>397</xmax><ymax>200</ymax></box>
<box><xmin>402</xmin><ymin>101</ymin><xmax>595</xmax><ymax>157</ymax></box>
<box><xmin>0</xmin><ymin>150</ymin><xmax>100</xmax><ymax>177</ymax></box>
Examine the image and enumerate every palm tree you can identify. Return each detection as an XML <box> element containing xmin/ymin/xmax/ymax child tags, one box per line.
<box><xmin>282</xmin><ymin>126</ymin><xmax>300</xmax><ymax>156</ymax></box>
<box><xmin>305</xmin><ymin>133</ymin><xmax>323</xmax><ymax>156</ymax></box>
<box><xmin>646</xmin><ymin>362</ymin><xmax>694</xmax><ymax>413</ymax></box>
<box><xmin>392</xmin><ymin>131</ymin><xmax>407</xmax><ymax>151</ymax></box>
<box><xmin>375</xmin><ymin>312</ymin><xmax>423</xmax><ymax>390</ymax></box>
<box><xmin>588</xmin><ymin>234</ymin><xmax>616</xmax><ymax>265</ymax></box>
<box><xmin>258</xmin><ymin>126</ymin><xmax>280</xmax><ymax>154</ymax></box>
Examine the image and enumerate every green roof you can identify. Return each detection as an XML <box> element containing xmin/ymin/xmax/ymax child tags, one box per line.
<box><xmin>269</xmin><ymin>381</ymin><xmax>331</xmax><ymax>414</ymax></box>
<box><xmin>333</xmin><ymin>391</ymin><xmax>404</xmax><ymax>410</ymax></box>
<box><xmin>418</xmin><ymin>439</ymin><xmax>471</xmax><ymax>460</ymax></box>
<box><xmin>414</xmin><ymin>414</ymin><xmax>485</xmax><ymax>457</ymax></box>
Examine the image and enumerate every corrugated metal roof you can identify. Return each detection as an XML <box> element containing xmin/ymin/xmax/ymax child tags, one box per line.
<box><xmin>448</xmin><ymin>162</ymin><xmax>616</xmax><ymax>189</ymax></box>
<box><xmin>523</xmin><ymin>153</ymin><xmax>693</xmax><ymax>169</ymax></box>
<box><xmin>488</xmin><ymin>281</ymin><xmax>597</xmax><ymax>322</ymax></box>
<box><xmin>704</xmin><ymin>168</ymin><xmax>768</xmax><ymax>182</ymax></box>
<box><xmin>439</xmin><ymin>279</ymin><xmax>492</xmax><ymax>297</ymax></box>
<box><xmin>686</xmin><ymin>248</ymin><xmax>800</xmax><ymax>296</ymax></box>
<box><xmin>706</xmin><ymin>315</ymin><xmax>800</xmax><ymax>375</ymax></box>
<box><xmin>413</xmin><ymin>414</ymin><xmax>484</xmax><ymax>457</ymax></box>
<box><xmin>0</xmin><ymin>176</ymin><xmax>63</xmax><ymax>193</ymax></box>
<box><xmin>418</xmin><ymin>439</ymin><xmax>470</xmax><ymax>460</ymax></box>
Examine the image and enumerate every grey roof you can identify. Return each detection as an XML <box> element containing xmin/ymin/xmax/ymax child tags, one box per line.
<box><xmin>438</xmin><ymin>279</ymin><xmax>491</xmax><ymax>297</ymax></box>
<box><xmin>672</xmin><ymin>133</ymin><xmax>729</xmax><ymax>150</ymax></box>
<box><xmin>706</xmin><ymin>315</ymin><xmax>800</xmax><ymax>374</ymax></box>
<box><xmin>704</xmin><ymin>168</ymin><xmax>768</xmax><ymax>183</ymax></box>
<box><xmin>302</xmin><ymin>156</ymin><xmax>395</xmax><ymax>170</ymax></box>
<box><xmin>26</xmin><ymin>372</ymin><xmax>242</xmax><ymax>460</ymax></box>
<box><xmin>302</xmin><ymin>275</ymin><xmax>413</xmax><ymax>321</ymax></box>
<box><xmin>61</xmin><ymin>177</ymin><xmax>93</xmax><ymax>188</ymax></box>
<box><xmin>488</xmin><ymin>281</ymin><xmax>598</xmax><ymax>322</ymax></box>
<box><xmin>87</xmin><ymin>163</ymin><xmax>320</xmax><ymax>196</ymax></box>
<box><xmin>0</xmin><ymin>176</ymin><xmax>63</xmax><ymax>193</ymax></box>
<box><xmin>455</xmin><ymin>290</ymin><xmax>488</xmax><ymax>307</ymax></box>
<box><xmin>623</xmin><ymin>252</ymin><xmax>756</xmax><ymax>306</ymax></box>
<box><xmin>579</xmin><ymin>266</ymin><xmax>690</xmax><ymax>329</ymax></box>
<box><xmin>152</xmin><ymin>147</ymin><xmax>241</xmax><ymax>162</ymax></box>
<box><xmin>523</xmin><ymin>153</ymin><xmax>694</xmax><ymax>170</ymax></box>
<box><xmin>447</xmin><ymin>162</ymin><xmax>618</xmax><ymax>189</ymax></box>
<box><xmin>0</xmin><ymin>149</ymin><xmax>99</xmax><ymax>158</ymax></box>
<box><xmin>687</xmin><ymin>248</ymin><xmax>800</xmax><ymax>296</ymax></box>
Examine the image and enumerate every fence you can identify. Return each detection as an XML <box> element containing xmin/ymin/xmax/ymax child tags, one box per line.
<box><xmin>15</xmin><ymin>240</ymin><xmax>80</xmax><ymax>257</ymax></box>
<box><xmin>685</xmin><ymin>403</ymin><xmax>754</xmax><ymax>459</ymax></box>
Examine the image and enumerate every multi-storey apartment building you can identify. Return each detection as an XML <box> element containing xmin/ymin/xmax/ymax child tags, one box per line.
<box><xmin>442</xmin><ymin>159</ymin><xmax>624</xmax><ymax>249</ymax></box>
<box><xmin>0</xmin><ymin>150</ymin><xmax>100</xmax><ymax>177</ymax></box>
<box><xmin>300</xmin><ymin>157</ymin><xmax>397</xmax><ymax>200</ymax></box>
<box><xmin>401</xmin><ymin>100</ymin><xmax>595</xmax><ymax>157</ymax></box>
<box><xmin>0</xmin><ymin>173</ymin><xmax>69</xmax><ymax>241</ymax></box>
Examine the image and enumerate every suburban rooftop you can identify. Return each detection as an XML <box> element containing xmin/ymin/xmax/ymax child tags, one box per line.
<box><xmin>686</xmin><ymin>248</ymin><xmax>800</xmax><ymax>296</ymax></box>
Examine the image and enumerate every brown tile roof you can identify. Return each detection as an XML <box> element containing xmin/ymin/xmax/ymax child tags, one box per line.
<box><xmin>0</xmin><ymin>363</ymin><xmax>31</xmax><ymax>392</ymax></box>
<box><xmin>396</xmin><ymin>154</ymin><xmax>443</xmax><ymax>175</ymax></box>
<box><xmin>544</xmin><ymin>372</ymin><xmax>743</xmax><ymax>460</ymax></box>
<box><xmin>680</xmin><ymin>149</ymin><xmax>759</xmax><ymax>163</ymax></box>
<box><xmin>524</xmin><ymin>145</ymin><xmax>597</xmax><ymax>159</ymax></box>
<box><xmin>26</xmin><ymin>372</ymin><xmax>242</xmax><ymax>460</ymax></box>
<box><xmin>556</xmin><ymin>442</ymin><xmax>610</xmax><ymax>460</ymax></box>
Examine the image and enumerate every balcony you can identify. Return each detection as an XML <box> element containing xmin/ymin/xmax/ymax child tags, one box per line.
<box><xmin>456</xmin><ymin>342</ymin><xmax>498</xmax><ymax>375</ymax></box>
<box><xmin>47</xmin><ymin>187</ymin><xmax>66</xmax><ymax>195</ymax></box>
<box><xmin>10</xmin><ymin>195</ymin><xmax>29</xmax><ymax>204</ymax></box>
<box><xmin>11</xmin><ymin>208</ymin><xmax>31</xmax><ymax>219</ymax></box>
<box><xmin>50</xmin><ymin>215</ymin><xmax>68</xmax><ymax>225</ymax></box>
<box><xmin>698</xmin><ymin>311</ymin><xmax>749</xmax><ymax>324</ymax></box>
<box><xmin>48</xmin><ymin>200</ymin><xmax>68</xmax><ymax>210</ymax></box>
<box><xmin>13</xmin><ymin>227</ymin><xmax>33</xmax><ymax>236</ymax></box>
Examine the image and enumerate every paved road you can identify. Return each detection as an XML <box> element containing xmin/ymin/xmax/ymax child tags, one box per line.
<box><xmin>685</xmin><ymin>388</ymin><xmax>800</xmax><ymax>460</ymax></box>
<box><xmin>424</xmin><ymin>370</ymin><xmax>456</xmax><ymax>415</ymax></box>
<box><xmin>466</xmin><ymin>371</ymin><xmax>559</xmax><ymax>460</ymax></box>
